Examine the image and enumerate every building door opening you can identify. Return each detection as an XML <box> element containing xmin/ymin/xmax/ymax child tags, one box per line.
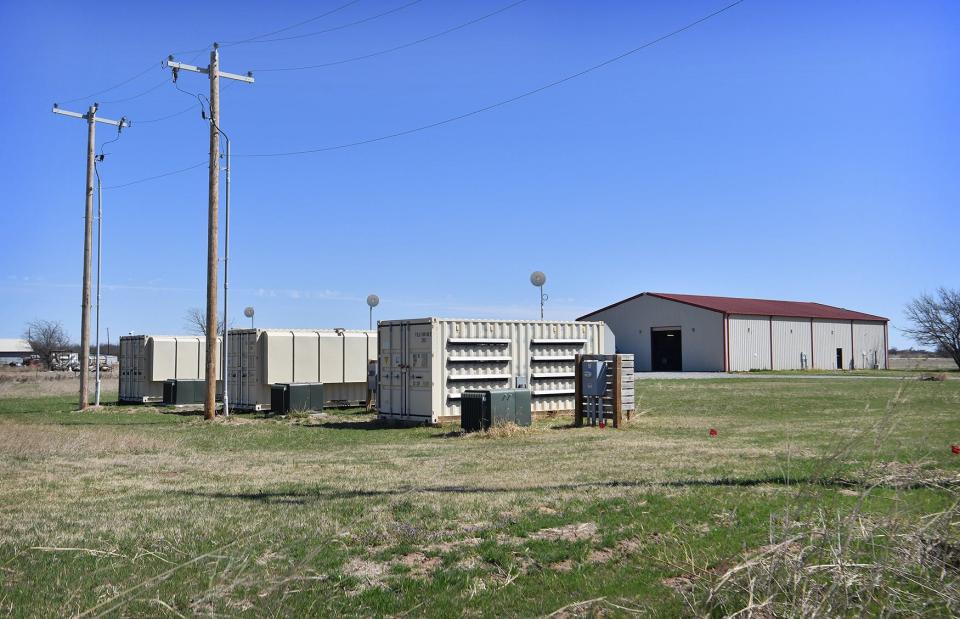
<box><xmin>836</xmin><ymin>348</ymin><xmax>843</xmax><ymax>370</ymax></box>
<box><xmin>651</xmin><ymin>330</ymin><xmax>682</xmax><ymax>371</ymax></box>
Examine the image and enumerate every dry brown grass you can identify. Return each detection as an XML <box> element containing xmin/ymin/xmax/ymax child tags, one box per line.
<box><xmin>0</xmin><ymin>367</ymin><xmax>118</xmax><ymax>397</ymax></box>
<box><xmin>0</xmin><ymin>420</ymin><xmax>176</xmax><ymax>458</ymax></box>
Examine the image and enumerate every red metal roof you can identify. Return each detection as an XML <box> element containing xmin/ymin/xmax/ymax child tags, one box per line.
<box><xmin>580</xmin><ymin>292</ymin><xmax>888</xmax><ymax>322</ymax></box>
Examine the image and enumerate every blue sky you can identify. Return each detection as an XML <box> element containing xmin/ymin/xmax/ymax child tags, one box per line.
<box><xmin>0</xmin><ymin>0</ymin><xmax>956</xmax><ymax>348</ymax></box>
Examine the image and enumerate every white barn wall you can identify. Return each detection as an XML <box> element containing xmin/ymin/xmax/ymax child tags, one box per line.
<box><xmin>728</xmin><ymin>315</ymin><xmax>772</xmax><ymax>371</ymax></box>
<box><xmin>853</xmin><ymin>321</ymin><xmax>887</xmax><ymax>369</ymax></box>
<box><xmin>812</xmin><ymin>320</ymin><xmax>853</xmax><ymax>370</ymax></box>
<box><xmin>772</xmin><ymin>318</ymin><xmax>812</xmax><ymax>370</ymax></box>
<box><xmin>583</xmin><ymin>295</ymin><xmax>723</xmax><ymax>371</ymax></box>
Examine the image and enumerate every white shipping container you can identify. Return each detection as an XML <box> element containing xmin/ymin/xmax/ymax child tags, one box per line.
<box><xmin>378</xmin><ymin>318</ymin><xmax>614</xmax><ymax>424</ymax></box>
<box><xmin>227</xmin><ymin>328</ymin><xmax>377</xmax><ymax>411</ymax></box>
<box><xmin>119</xmin><ymin>335</ymin><xmax>217</xmax><ymax>403</ymax></box>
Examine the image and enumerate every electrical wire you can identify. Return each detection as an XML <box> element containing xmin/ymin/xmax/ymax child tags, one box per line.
<box><xmin>105</xmin><ymin>161</ymin><xmax>208</xmax><ymax>190</ymax></box>
<box><xmin>237</xmin><ymin>0</ymin><xmax>423</xmax><ymax>45</ymax></box>
<box><xmin>57</xmin><ymin>1</ymin><xmax>399</xmax><ymax>108</ymax></box>
<box><xmin>98</xmin><ymin>78</ymin><xmax>169</xmax><ymax>105</ymax></box>
<box><xmin>105</xmin><ymin>0</ymin><xmax>744</xmax><ymax>187</ymax></box>
<box><xmin>255</xmin><ymin>0</ymin><xmax>529</xmax><ymax>72</ymax></box>
<box><xmin>240</xmin><ymin>0</ymin><xmax>745</xmax><ymax>158</ymax></box>
<box><xmin>57</xmin><ymin>62</ymin><xmax>160</xmax><ymax>105</ymax></box>
<box><xmin>132</xmin><ymin>82</ymin><xmax>239</xmax><ymax>125</ymax></box>
<box><xmin>218</xmin><ymin>0</ymin><xmax>364</xmax><ymax>47</ymax></box>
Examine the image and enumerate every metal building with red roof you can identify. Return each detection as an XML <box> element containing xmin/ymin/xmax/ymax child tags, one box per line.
<box><xmin>578</xmin><ymin>293</ymin><xmax>888</xmax><ymax>372</ymax></box>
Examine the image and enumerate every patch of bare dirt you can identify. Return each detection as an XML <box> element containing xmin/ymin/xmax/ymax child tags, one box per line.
<box><xmin>342</xmin><ymin>558</ymin><xmax>387</xmax><ymax>594</ymax></box>
<box><xmin>397</xmin><ymin>552</ymin><xmax>443</xmax><ymax>578</ymax></box>
<box><xmin>529</xmin><ymin>522</ymin><xmax>597</xmax><ymax>542</ymax></box>
<box><xmin>661</xmin><ymin>575</ymin><xmax>695</xmax><ymax>592</ymax></box>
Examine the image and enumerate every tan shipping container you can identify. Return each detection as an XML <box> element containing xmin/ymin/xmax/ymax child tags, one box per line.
<box><xmin>378</xmin><ymin>318</ymin><xmax>614</xmax><ymax>424</ymax></box>
<box><xmin>227</xmin><ymin>328</ymin><xmax>377</xmax><ymax>411</ymax></box>
<box><xmin>119</xmin><ymin>335</ymin><xmax>218</xmax><ymax>403</ymax></box>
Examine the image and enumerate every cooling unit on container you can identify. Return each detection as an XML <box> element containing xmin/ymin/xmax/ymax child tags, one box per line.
<box><xmin>377</xmin><ymin>318</ymin><xmax>614</xmax><ymax>424</ymax></box>
<box><xmin>226</xmin><ymin>328</ymin><xmax>377</xmax><ymax>411</ymax></box>
<box><xmin>119</xmin><ymin>335</ymin><xmax>219</xmax><ymax>404</ymax></box>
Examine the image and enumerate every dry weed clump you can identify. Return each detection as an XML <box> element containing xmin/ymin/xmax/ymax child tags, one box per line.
<box><xmin>464</xmin><ymin>423</ymin><xmax>535</xmax><ymax>439</ymax></box>
<box><xmin>686</xmin><ymin>498</ymin><xmax>960</xmax><ymax>617</ymax></box>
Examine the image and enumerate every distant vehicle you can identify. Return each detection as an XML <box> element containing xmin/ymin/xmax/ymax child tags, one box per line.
<box><xmin>49</xmin><ymin>351</ymin><xmax>80</xmax><ymax>372</ymax></box>
<box><xmin>21</xmin><ymin>355</ymin><xmax>41</xmax><ymax>368</ymax></box>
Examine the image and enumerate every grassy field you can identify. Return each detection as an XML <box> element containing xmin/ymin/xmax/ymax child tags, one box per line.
<box><xmin>1</xmin><ymin>378</ymin><xmax>959</xmax><ymax>617</ymax></box>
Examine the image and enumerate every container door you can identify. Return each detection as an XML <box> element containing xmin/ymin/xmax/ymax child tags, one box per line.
<box><xmin>406</xmin><ymin>322</ymin><xmax>434</xmax><ymax>420</ymax></box>
<box><xmin>119</xmin><ymin>339</ymin><xmax>130</xmax><ymax>400</ymax></box>
<box><xmin>133</xmin><ymin>338</ymin><xmax>146</xmax><ymax>399</ymax></box>
<box><xmin>380</xmin><ymin>323</ymin><xmax>401</xmax><ymax>416</ymax></box>
<box><xmin>241</xmin><ymin>331</ymin><xmax>258</xmax><ymax>407</ymax></box>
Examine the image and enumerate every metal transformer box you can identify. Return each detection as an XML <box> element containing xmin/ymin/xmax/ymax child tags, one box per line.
<box><xmin>162</xmin><ymin>379</ymin><xmax>206</xmax><ymax>405</ymax></box>
<box><xmin>270</xmin><ymin>383</ymin><xmax>324</xmax><ymax>413</ymax></box>
<box><xmin>460</xmin><ymin>388</ymin><xmax>532</xmax><ymax>432</ymax></box>
<box><xmin>581</xmin><ymin>360</ymin><xmax>608</xmax><ymax>396</ymax></box>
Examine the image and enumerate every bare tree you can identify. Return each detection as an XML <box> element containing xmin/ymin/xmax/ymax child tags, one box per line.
<box><xmin>902</xmin><ymin>287</ymin><xmax>960</xmax><ymax>369</ymax></box>
<box><xmin>183</xmin><ymin>307</ymin><xmax>230</xmax><ymax>337</ymax></box>
<box><xmin>23</xmin><ymin>319</ymin><xmax>72</xmax><ymax>366</ymax></box>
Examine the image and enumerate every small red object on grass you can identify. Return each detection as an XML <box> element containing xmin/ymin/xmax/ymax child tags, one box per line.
<box><xmin>951</xmin><ymin>445</ymin><xmax>960</xmax><ymax>455</ymax></box>
<box><xmin>709</xmin><ymin>428</ymin><xmax>718</xmax><ymax>437</ymax></box>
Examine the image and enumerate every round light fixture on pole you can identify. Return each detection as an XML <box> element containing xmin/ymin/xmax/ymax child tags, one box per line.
<box><xmin>243</xmin><ymin>306</ymin><xmax>255</xmax><ymax>328</ymax></box>
<box><xmin>530</xmin><ymin>271</ymin><xmax>547</xmax><ymax>319</ymax></box>
<box><xmin>366</xmin><ymin>294</ymin><xmax>380</xmax><ymax>330</ymax></box>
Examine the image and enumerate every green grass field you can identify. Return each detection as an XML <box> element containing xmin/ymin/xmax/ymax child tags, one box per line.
<box><xmin>1</xmin><ymin>378</ymin><xmax>959</xmax><ymax>617</ymax></box>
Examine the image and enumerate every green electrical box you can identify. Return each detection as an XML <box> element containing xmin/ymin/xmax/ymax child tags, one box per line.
<box><xmin>460</xmin><ymin>388</ymin><xmax>532</xmax><ymax>432</ymax></box>
<box><xmin>270</xmin><ymin>382</ymin><xmax>324</xmax><ymax>413</ymax></box>
<box><xmin>163</xmin><ymin>379</ymin><xmax>206</xmax><ymax>405</ymax></box>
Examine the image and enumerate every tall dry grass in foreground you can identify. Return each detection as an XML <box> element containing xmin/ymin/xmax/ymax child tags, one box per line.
<box><xmin>678</xmin><ymin>385</ymin><xmax>960</xmax><ymax>617</ymax></box>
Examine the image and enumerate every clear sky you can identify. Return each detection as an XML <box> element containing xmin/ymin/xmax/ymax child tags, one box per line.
<box><xmin>0</xmin><ymin>0</ymin><xmax>956</xmax><ymax>349</ymax></box>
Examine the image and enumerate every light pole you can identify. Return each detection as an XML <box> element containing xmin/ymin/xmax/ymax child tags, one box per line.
<box><xmin>93</xmin><ymin>160</ymin><xmax>103</xmax><ymax>406</ymax></box>
<box><xmin>367</xmin><ymin>294</ymin><xmax>380</xmax><ymax>330</ymax></box>
<box><xmin>244</xmin><ymin>306</ymin><xmax>255</xmax><ymax>329</ymax></box>
<box><xmin>530</xmin><ymin>271</ymin><xmax>547</xmax><ymax>320</ymax></box>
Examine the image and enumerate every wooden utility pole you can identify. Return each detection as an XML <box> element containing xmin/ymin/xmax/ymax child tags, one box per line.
<box><xmin>167</xmin><ymin>44</ymin><xmax>253</xmax><ymax>420</ymax></box>
<box><xmin>52</xmin><ymin>103</ymin><xmax>130</xmax><ymax>411</ymax></box>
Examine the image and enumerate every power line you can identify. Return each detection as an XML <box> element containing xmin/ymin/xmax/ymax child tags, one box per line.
<box><xmin>219</xmin><ymin>0</ymin><xmax>364</xmax><ymax>47</ymax></box>
<box><xmin>237</xmin><ymin>0</ymin><xmax>424</xmax><ymax>45</ymax></box>
<box><xmin>57</xmin><ymin>62</ymin><xmax>160</xmax><ymax>105</ymax></box>
<box><xmin>255</xmin><ymin>0</ymin><xmax>530</xmax><ymax>72</ymax></box>
<box><xmin>131</xmin><ymin>82</ymin><xmax>239</xmax><ymax>125</ymax></box>
<box><xmin>240</xmin><ymin>0</ymin><xmax>745</xmax><ymax>158</ymax></box>
<box><xmin>106</xmin><ymin>0</ymin><xmax>744</xmax><ymax>187</ymax></box>
<box><xmin>56</xmin><ymin>1</ymin><xmax>361</xmax><ymax>106</ymax></box>
<box><xmin>98</xmin><ymin>78</ymin><xmax>168</xmax><ymax>105</ymax></box>
<box><xmin>106</xmin><ymin>160</ymin><xmax>207</xmax><ymax>189</ymax></box>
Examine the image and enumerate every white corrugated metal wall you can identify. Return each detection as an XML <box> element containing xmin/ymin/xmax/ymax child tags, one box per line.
<box><xmin>772</xmin><ymin>317</ymin><xmax>812</xmax><ymax>370</ymax></box>
<box><xmin>853</xmin><ymin>321</ymin><xmax>886</xmax><ymax>369</ymax></box>
<box><xmin>582</xmin><ymin>295</ymin><xmax>723</xmax><ymax>371</ymax></box>
<box><xmin>728</xmin><ymin>318</ymin><xmax>886</xmax><ymax>371</ymax></box>
<box><xmin>727</xmin><ymin>315</ymin><xmax>772</xmax><ymax>371</ymax></box>
<box><xmin>812</xmin><ymin>320</ymin><xmax>852</xmax><ymax>370</ymax></box>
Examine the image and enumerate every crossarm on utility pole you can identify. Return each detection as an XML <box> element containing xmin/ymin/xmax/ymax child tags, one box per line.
<box><xmin>167</xmin><ymin>58</ymin><xmax>254</xmax><ymax>83</ymax></box>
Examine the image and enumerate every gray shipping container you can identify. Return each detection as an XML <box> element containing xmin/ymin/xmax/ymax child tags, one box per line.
<box><xmin>378</xmin><ymin>318</ymin><xmax>614</xmax><ymax>424</ymax></box>
<box><xmin>227</xmin><ymin>328</ymin><xmax>377</xmax><ymax>411</ymax></box>
<box><xmin>119</xmin><ymin>335</ymin><xmax>218</xmax><ymax>403</ymax></box>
